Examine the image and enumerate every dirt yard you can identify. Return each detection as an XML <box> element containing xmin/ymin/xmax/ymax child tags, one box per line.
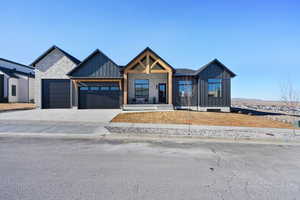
<box><xmin>0</xmin><ymin>103</ymin><xmax>35</xmax><ymax>111</ymax></box>
<box><xmin>111</xmin><ymin>110</ymin><xmax>295</xmax><ymax>129</ymax></box>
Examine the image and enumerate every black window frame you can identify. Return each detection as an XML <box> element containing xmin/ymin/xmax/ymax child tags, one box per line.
<box><xmin>100</xmin><ymin>86</ymin><xmax>110</xmax><ymax>91</ymax></box>
<box><xmin>11</xmin><ymin>85</ymin><xmax>16</xmax><ymax>96</ymax></box>
<box><xmin>208</xmin><ymin>79</ymin><xmax>222</xmax><ymax>98</ymax></box>
<box><xmin>110</xmin><ymin>86</ymin><xmax>120</xmax><ymax>91</ymax></box>
<box><xmin>178</xmin><ymin>80</ymin><xmax>193</xmax><ymax>97</ymax></box>
<box><xmin>90</xmin><ymin>87</ymin><xmax>99</xmax><ymax>91</ymax></box>
<box><xmin>135</xmin><ymin>79</ymin><xmax>149</xmax><ymax>99</ymax></box>
<box><xmin>79</xmin><ymin>87</ymin><xmax>89</xmax><ymax>91</ymax></box>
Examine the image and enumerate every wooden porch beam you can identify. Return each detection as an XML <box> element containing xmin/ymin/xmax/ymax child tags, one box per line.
<box><xmin>72</xmin><ymin>79</ymin><xmax>121</xmax><ymax>82</ymax></box>
<box><xmin>168</xmin><ymin>72</ymin><xmax>172</xmax><ymax>104</ymax></box>
<box><xmin>124</xmin><ymin>73</ymin><xmax>128</xmax><ymax>104</ymax></box>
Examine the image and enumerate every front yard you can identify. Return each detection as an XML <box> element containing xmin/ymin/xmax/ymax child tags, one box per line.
<box><xmin>111</xmin><ymin>110</ymin><xmax>295</xmax><ymax>129</ymax></box>
<box><xmin>0</xmin><ymin>103</ymin><xmax>35</xmax><ymax>112</ymax></box>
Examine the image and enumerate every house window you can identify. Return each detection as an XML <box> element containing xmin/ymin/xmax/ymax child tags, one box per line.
<box><xmin>208</xmin><ymin>79</ymin><xmax>222</xmax><ymax>97</ymax></box>
<box><xmin>135</xmin><ymin>80</ymin><xmax>149</xmax><ymax>99</ymax></box>
<box><xmin>110</xmin><ymin>86</ymin><xmax>119</xmax><ymax>91</ymax></box>
<box><xmin>178</xmin><ymin>80</ymin><xmax>192</xmax><ymax>97</ymax></box>
<box><xmin>90</xmin><ymin>87</ymin><xmax>99</xmax><ymax>91</ymax></box>
<box><xmin>100</xmin><ymin>86</ymin><xmax>109</xmax><ymax>91</ymax></box>
<box><xmin>11</xmin><ymin>85</ymin><xmax>16</xmax><ymax>96</ymax></box>
<box><xmin>80</xmin><ymin>87</ymin><xmax>89</xmax><ymax>91</ymax></box>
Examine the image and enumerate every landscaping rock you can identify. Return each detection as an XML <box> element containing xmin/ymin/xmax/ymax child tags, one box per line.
<box><xmin>105</xmin><ymin>123</ymin><xmax>300</xmax><ymax>142</ymax></box>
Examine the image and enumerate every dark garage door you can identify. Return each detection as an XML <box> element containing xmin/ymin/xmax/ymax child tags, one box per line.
<box><xmin>78</xmin><ymin>83</ymin><xmax>121</xmax><ymax>109</ymax></box>
<box><xmin>42</xmin><ymin>79</ymin><xmax>71</xmax><ymax>109</ymax></box>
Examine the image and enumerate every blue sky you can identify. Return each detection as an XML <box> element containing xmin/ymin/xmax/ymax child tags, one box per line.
<box><xmin>0</xmin><ymin>0</ymin><xmax>299</xmax><ymax>100</ymax></box>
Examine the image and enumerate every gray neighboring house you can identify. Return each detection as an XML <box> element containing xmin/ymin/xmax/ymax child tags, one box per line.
<box><xmin>31</xmin><ymin>46</ymin><xmax>80</xmax><ymax>109</ymax></box>
<box><xmin>31</xmin><ymin>45</ymin><xmax>236</xmax><ymax>111</ymax></box>
<box><xmin>0</xmin><ymin>58</ymin><xmax>35</xmax><ymax>103</ymax></box>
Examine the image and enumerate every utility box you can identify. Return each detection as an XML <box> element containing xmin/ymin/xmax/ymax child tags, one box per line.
<box><xmin>294</xmin><ymin>120</ymin><xmax>300</xmax><ymax>128</ymax></box>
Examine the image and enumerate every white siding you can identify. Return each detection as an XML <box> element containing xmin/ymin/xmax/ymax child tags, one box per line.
<box><xmin>0</xmin><ymin>59</ymin><xmax>35</xmax><ymax>103</ymax></box>
<box><xmin>4</xmin><ymin>75</ymin><xmax>8</xmax><ymax>98</ymax></box>
<box><xmin>8</xmin><ymin>78</ymin><xmax>18</xmax><ymax>102</ymax></box>
<box><xmin>29</xmin><ymin>77</ymin><xmax>35</xmax><ymax>102</ymax></box>
<box><xmin>17</xmin><ymin>74</ymin><xmax>29</xmax><ymax>102</ymax></box>
<box><xmin>1</xmin><ymin>71</ymin><xmax>34</xmax><ymax>103</ymax></box>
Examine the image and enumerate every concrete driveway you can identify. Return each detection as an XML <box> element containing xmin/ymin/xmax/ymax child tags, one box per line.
<box><xmin>0</xmin><ymin>109</ymin><xmax>121</xmax><ymax>123</ymax></box>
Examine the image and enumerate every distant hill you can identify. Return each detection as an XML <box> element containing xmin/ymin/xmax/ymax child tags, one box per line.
<box><xmin>232</xmin><ymin>98</ymin><xmax>284</xmax><ymax>106</ymax></box>
<box><xmin>232</xmin><ymin>98</ymin><xmax>266</xmax><ymax>102</ymax></box>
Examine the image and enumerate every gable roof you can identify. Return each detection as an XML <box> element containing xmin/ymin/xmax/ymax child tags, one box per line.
<box><xmin>30</xmin><ymin>45</ymin><xmax>81</xmax><ymax>66</ymax></box>
<box><xmin>174</xmin><ymin>68</ymin><xmax>196</xmax><ymax>76</ymax></box>
<box><xmin>0</xmin><ymin>58</ymin><xmax>34</xmax><ymax>70</ymax></box>
<box><xmin>194</xmin><ymin>59</ymin><xmax>236</xmax><ymax>77</ymax></box>
<box><xmin>0</xmin><ymin>58</ymin><xmax>34</xmax><ymax>77</ymax></box>
<box><xmin>0</xmin><ymin>66</ymin><xmax>35</xmax><ymax>78</ymax></box>
<box><xmin>0</xmin><ymin>67</ymin><xmax>20</xmax><ymax>78</ymax></box>
<box><xmin>124</xmin><ymin>47</ymin><xmax>175</xmax><ymax>71</ymax></box>
<box><xmin>67</xmin><ymin>49</ymin><xmax>121</xmax><ymax>78</ymax></box>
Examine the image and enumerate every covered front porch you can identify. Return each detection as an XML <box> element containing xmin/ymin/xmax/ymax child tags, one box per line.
<box><xmin>127</xmin><ymin>73</ymin><xmax>169</xmax><ymax>104</ymax></box>
<box><xmin>123</xmin><ymin>47</ymin><xmax>174</xmax><ymax>106</ymax></box>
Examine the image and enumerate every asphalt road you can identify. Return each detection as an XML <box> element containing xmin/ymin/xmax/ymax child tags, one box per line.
<box><xmin>0</xmin><ymin>137</ymin><xmax>299</xmax><ymax>200</ymax></box>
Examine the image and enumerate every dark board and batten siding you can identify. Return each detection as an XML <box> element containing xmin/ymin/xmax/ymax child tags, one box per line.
<box><xmin>173</xmin><ymin>76</ymin><xmax>198</xmax><ymax>107</ymax></box>
<box><xmin>69</xmin><ymin>51</ymin><xmax>121</xmax><ymax>78</ymax></box>
<box><xmin>198</xmin><ymin>63</ymin><xmax>231</xmax><ymax>107</ymax></box>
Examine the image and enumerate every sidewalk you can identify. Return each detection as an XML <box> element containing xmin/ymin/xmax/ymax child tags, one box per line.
<box><xmin>0</xmin><ymin>120</ymin><xmax>299</xmax><ymax>144</ymax></box>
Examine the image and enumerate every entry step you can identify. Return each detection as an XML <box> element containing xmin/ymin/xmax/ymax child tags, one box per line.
<box><xmin>122</xmin><ymin>104</ymin><xmax>174</xmax><ymax>111</ymax></box>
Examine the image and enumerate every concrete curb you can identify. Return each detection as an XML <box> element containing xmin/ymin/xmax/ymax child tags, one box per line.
<box><xmin>0</xmin><ymin>131</ymin><xmax>299</xmax><ymax>146</ymax></box>
<box><xmin>109</xmin><ymin>122</ymin><xmax>300</xmax><ymax>133</ymax></box>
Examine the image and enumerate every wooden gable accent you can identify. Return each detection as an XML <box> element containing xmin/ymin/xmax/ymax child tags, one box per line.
<box><xmin>124</xmin><ymin>50</ymin><xmax>173</xmax><ymax>74</ymax></box>
<box><xmin>123</xmin><ymin>48</ymin><xmax>173</xmax><ymax>104</ymax></box>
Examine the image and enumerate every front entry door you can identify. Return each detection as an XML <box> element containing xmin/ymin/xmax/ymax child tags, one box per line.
<box><xmin>158</xmin><ymin>83</ymin><xmax>167</xmax><ymax>104</ymax></box>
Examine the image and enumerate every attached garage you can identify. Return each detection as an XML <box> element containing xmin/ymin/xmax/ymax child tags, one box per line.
<box><xmin>78</xmin><ymin>82</ymin><xmax>121</xmax><ymax>109</ymax></box>
<box><xmin>42</xmin><ymin>79</ymin><xmax>71</xmax><ymax>109</ymax></box>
